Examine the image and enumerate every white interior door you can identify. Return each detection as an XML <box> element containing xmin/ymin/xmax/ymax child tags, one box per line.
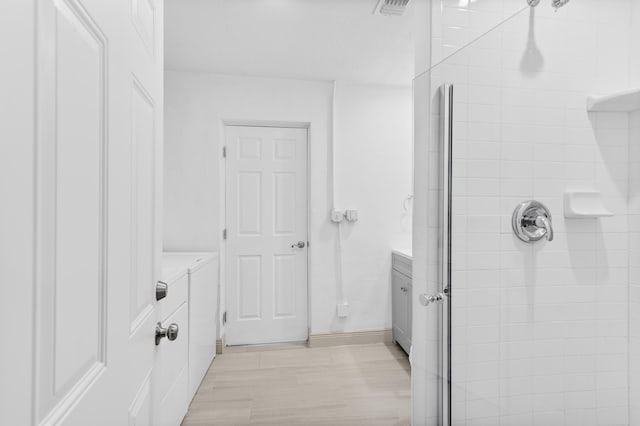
<box><xmin>0</xmin><ymin>0</ymin><xmax>163</xmax><ymax>424</ymax></box>
<box><xmin>225</xmin><ymin>126</ymin><xmax>308</xmax><ymax>346</ymax></box>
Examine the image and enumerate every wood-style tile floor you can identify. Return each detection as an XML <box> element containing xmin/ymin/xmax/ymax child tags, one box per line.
<box><xmin>181</xmin><ymin>343</ymin><xmax>411</xmax><ymax>426</ymax></box>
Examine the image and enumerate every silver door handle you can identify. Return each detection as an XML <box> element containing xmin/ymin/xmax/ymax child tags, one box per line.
<box><xmin>419</xmin><ymin>292</ymin><xmax>446</xmax><ymax>306</ymax></box>
<box><xmin>156</xmin><ymin>281</ymin><xmax>168</xmax><ymax>301</ymax></box>
<box><xmin>291</xmin><ymin>241</ymin><xmax>306</xmax><ymax>249</ymax></box>
<box><xmin>155</xmin><ymin>322</ymin><xmax>179</xmax><ymax>345</ymax></box>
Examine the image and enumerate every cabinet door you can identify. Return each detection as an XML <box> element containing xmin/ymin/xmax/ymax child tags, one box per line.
<box><xmin>406</xmin><ymin>280</ymin><xmax>413</xmax><ymax>349</ymax></box>
<box><xmin>154</xmin><ymin>303</ymin><xmax>189</xmax><ymax>426</ymax></box>
<box><xmin>189</xmin><ymin>257</ymin><xmax>219</xmax><ymax>400</ymax></box>
<box><xmin>392</xmin><ymin>270</ymin><xmax>410</xmax><ymax>350</ymax></box>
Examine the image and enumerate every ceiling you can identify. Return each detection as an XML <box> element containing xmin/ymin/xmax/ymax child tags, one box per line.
<box><xmin>164</xmin><ymin>0</ymin><xmax>415</xmax><ymax>86</ymax></box>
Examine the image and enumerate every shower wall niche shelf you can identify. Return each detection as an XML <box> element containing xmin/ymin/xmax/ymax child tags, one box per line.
<box><xmin>564</xmin><ymin>191</ymin><xmax>613</xmax><ymax>218</ymax></box>
<box><xmin>587</xmin><ymin>88</ymin><xmax>640</xmax><ymax>112</ymax></box>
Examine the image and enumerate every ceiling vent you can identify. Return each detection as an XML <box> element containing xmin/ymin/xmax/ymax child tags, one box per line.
<box><xmin>373</xmin><ymin>0</ymin><xmax>411</xmax><ymax>16</ymax></box>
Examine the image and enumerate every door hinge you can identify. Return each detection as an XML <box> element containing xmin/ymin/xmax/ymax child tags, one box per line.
<box><xmin>223</xmin><ymin>311</ymin><xmax>227</xmax><ymax>324</ymax></box>
<box><xmin>222</xmin><ymin>228</ymin><xmax>227</xmax><ymax>240</ymax></box>
<box><xmin>222</xmin><ymin>146</ymin><xmax>227</xmax><ymax>158</ymax></box>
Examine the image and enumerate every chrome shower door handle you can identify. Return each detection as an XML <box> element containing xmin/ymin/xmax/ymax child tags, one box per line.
<box><xmin>419</xmin><ymin>292</ymin><xmax>446</xmax><ymax>307</ymax></box>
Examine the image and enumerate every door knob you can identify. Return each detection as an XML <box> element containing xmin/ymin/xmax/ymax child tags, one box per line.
<box><xmin>155</xmin><ymin>322</ymin><xmax>179</xmax><ymax>345</ymax></box>
<box><xmin>291</xmin><ymin>241</ymin><xmax>306</xmax><ymax>249</ymax></box>
<box><xmin>156</xmin><ymin>281</ymin><xmax>168</xmax><ymax>301</ymax></box>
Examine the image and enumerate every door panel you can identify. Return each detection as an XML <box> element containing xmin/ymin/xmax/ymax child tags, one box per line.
<box><xmin>274</xmin><ymin>254</ymin><xmax>296</xmax><ymax>317</ymax></box>
<box><xmin>225</xmin><ymin>126</ymin><xmax>308</xmax><ymax>345</ymax></box>
<box><xmin>27</xmin><ymin>0</ymin><xmax>163</xmax><ymax>424</ymax></box>
<box><xmin>238</xmin><ymin>255</ymin><xmax>262</xmax><ymax>319</ymax></box>
<box><xmin>35</xmin><ymin>0</ymin><xmax>111</xmax><ymax>422</ymax></box>
<box><xmin>237</xmin><ymin>172</ymin><xmax>262</xmax><ymax>234</ymax></box>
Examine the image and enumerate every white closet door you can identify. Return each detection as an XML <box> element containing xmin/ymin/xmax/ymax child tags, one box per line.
<box><xmin>225</xmin><ymin>126</ymin><xmax>309</xmax><ymax>346</ymax></box>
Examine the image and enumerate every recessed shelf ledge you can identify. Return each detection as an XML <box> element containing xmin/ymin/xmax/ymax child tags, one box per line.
<box><xmin>564</xmin><ymin>191</ymin><xmax>613</xmax><ymax>219</ymax></box>
<box><xmin>587</xmin><ymin>88</ymin><xmax>640</xmax><ymax>112</ymax></box>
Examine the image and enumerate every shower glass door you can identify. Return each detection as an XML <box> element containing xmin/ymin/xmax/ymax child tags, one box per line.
<box><xmin>421</xmin><ymin>2</ymin><xmax>633</xmax><ymax>425</ymax></box>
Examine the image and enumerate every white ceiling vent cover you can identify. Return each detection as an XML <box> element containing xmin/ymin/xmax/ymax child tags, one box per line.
<box><xmin>374</xmin><ymin>0</ymin><xmax>410</xmax><ymax>16</ymax></box>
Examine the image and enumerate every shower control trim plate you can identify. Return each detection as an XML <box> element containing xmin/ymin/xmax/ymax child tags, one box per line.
<box><xmin>512</xmin><ymin>200</ymin><xmax>554</xmax><ymax>243</ymax></box>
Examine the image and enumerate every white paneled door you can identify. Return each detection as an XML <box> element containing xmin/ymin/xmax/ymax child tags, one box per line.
<box><xmin>225</xmin><ymin>126</ymin><xmax>309</xmax><ymax>346</ymax></box>
<box><xmin>0</xmin><ymin>0</ymin><xmax>164</xmax><ymax>425</ymax></box>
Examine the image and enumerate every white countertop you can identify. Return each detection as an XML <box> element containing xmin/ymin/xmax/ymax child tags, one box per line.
<box><xmin>162</xmin><ymin>252</ymin><xmax>217</xmax><ymax>283</ymax></box>
<box><xmin>392</xmin><ymin>248</ymin><xmax>412</xmax><ymax>259</ymax></box>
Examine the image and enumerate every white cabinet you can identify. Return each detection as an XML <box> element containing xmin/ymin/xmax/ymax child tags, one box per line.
<box><xmin>155</xmin><ymin>303</ymin><xmax>189</xmax><ymax>426</ymax></box>
<box><xmin>186</xmin><ymin>254</ymin><xmax>219</xmax><ymax>400</ymax></box>
<box><xmin>159</xmin><ymin>252</ymin><xmax>219</xmax><ymax>425</ymax></box>
<box><xmin>155</xmin><ymin>268</ymin><xmax>189</xmax><ymax>426</ymax></box>
<box><xmin>392</xmin><ymin>251</ymin><xmax>412</xmax><ymax>354</ymax></box>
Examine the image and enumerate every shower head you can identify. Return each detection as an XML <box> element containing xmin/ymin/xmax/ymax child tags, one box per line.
<box><xmin>526</xmin><ymin>0</ymin><xmax>570</xmax><ymax>8</ymax></box>
<box><xmin>551</xmin><ymin>0</ymin><xmax>570</xmax><ymax>9</ymax></box>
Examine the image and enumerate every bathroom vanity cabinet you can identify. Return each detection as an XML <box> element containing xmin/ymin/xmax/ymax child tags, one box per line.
<box><xmin>392</xmin><ymin>250</ymin><xmax>412</xmax><ymax>355</ymax></box>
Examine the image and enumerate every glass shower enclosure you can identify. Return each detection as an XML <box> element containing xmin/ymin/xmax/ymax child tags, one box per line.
<box><xmin>413</xmin><ymin>1</ymin><xmax>639</xmax><ymax>425</ymax></box>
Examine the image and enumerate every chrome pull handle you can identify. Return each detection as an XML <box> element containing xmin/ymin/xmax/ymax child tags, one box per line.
<box><xmin>155</xmin><ymin>322</ymin><xmax>179</xmax><ymax>345</ymax></box>
<box><xmin>156</xmin><ymin>281</ymin><xmax>168</xmax><ymax>301</ymax></box>
<box><xmin>419</xmin><ymin>292</ymin><xmax>446</xmax><ymax>307</ymax></box>
<box><xmin>291</xmin><ymin>241</ymin><xmax>306</xmax><ymax>249</ymax></box>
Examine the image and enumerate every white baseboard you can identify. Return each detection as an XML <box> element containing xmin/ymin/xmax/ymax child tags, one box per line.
<box><xmin>216</xmin><ymin>335</ymin><xmax>225</xmax><ymax>354</ymax></box>
<box><xmin>217</xmin><ymin>329</ymin><xmax>392</xmax><ymax>352</ymax></box>
<box><xmin>307</xmin><ymin>329</ymin><xmax>392</xmax><ymax>348</ymax></box>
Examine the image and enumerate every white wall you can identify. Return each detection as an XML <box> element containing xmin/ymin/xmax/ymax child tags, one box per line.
<box><xmin>413</xmin><ymin>0</ymin><xmax>635</xmax><ymax>424</ymax></box>
<box><xmin>631</xmin><ymin>0</ymin><xmax>640</xmax><ymax>87</ymax></box>
<box><xmin>332</xmin><ymin>82</ymin><xmax>413</xmax><ymax>331</ymax></box>
<box><xmin>164</xmin><ymin>72</ymin><xmax>412</xmax><ymax>336</ymax></box>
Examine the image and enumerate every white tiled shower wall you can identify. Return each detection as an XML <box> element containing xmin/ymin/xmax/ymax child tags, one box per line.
<box><xmin>630</xmin><ymin>109</ymin><xmax>640</xmax><ymax>426</ymax></box>
<box><xmin>629</xmin><ymin>4</ymin><xmax>640</xmax><ymax>425</ymax></box>
<box><xmin>427</xmin><ymin>1</ymin><xmax>635</xmax><ymax>424</ymax></box>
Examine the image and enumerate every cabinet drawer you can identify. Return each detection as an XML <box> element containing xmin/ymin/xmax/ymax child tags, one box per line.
<box><xmin>392</xmin><ymin>253</ymin><xmax>412</xmax><ymax>278</ymax></box>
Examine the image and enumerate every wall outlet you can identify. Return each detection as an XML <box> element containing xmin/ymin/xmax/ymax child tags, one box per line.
<box><xmin>331</xmin><ymin>209</ymin><xmax>344</xmax><ymax>223</ymax></box>
<box><xmin>337</xmin><ymin>303</ymin><xmax>350</xmax><ymax>318</ymax></box>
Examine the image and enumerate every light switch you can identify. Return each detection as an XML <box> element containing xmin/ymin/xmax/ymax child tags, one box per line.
<box><xmin>337</xmin><ymin>303</ymin><xmax>349</xmax><ymax>318</ymax></box>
